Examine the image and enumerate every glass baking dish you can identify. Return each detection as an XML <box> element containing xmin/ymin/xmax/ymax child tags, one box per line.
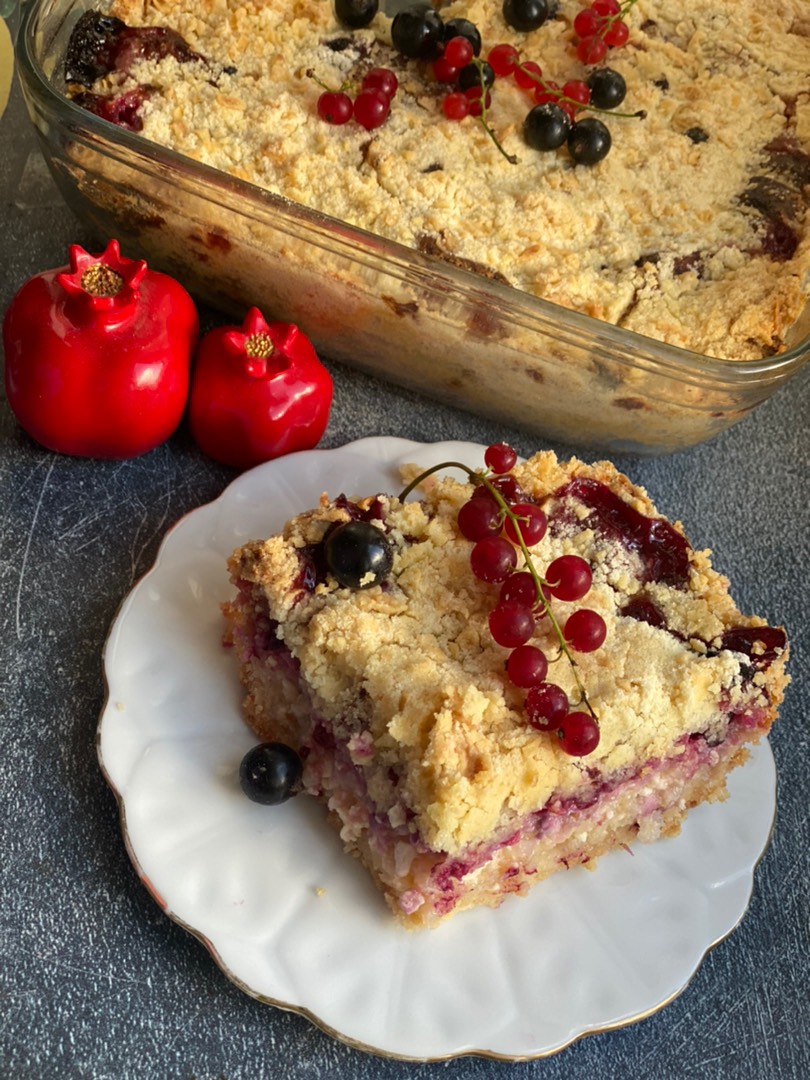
<box><xmin>14</xmin><ymin>0</ymin><xmax>810</xmax><ymax>454</ymax></box>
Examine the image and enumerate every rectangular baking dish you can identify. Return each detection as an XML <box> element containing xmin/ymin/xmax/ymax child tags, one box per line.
<box><xmin>14</xmin><ymin>0</ymin><xmax>810</xmax><ymax>453</ymax></box>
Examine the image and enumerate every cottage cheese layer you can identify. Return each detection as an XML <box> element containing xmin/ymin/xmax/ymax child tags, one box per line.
<box><xmin>76</xmin><ymin>0</ymin><xmax>810</xmax><ymax>360</ymax></box>
<box><xmin>224</xmin><ymin>451</ymin><xmax>789</xmax><ymax>925</ymax></box>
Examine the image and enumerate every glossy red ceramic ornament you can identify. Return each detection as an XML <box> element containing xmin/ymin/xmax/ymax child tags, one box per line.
<box><xmin>2</xmin><ymin>240</ymin><xmax>198</xmax><ymax>458</ymax></box>
<box><xmin>188</xmin><ymin>307</ymin><xmax>333</xmax><ymax>470</ymax></box>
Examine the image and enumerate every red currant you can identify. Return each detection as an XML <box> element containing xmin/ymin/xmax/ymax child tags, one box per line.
<box><xmin>488</xmin><ymin>42</ymin><xmax>520</xmax><ymax>77</ymax></box>
<box><xmin>470</xmin><ymin>536</ymin><xmax>517</xmax><ymax>582</ymax></box>
<box><xmin>545</xmin><ymin>555</ymin><xmax>592</xmax><ymax>601</ymax></box>
<box><xmin>362</xmin><ymin>67</ymin><xmax>398</xmax><ymax>99</ymax></box>
<box><xmin>604</xmin><ymin>18</ymin><xmax>629</xmax><ymax>46</ymax></box>
<box><xmin>533</xmin><ymin>80</ymin><xmax>561</xmax><ymax>105</ymax></box>
<box><xmin>592</xmin><ymin>0</ymin><xmax>620</xmax><ymax>15</ymax></box>
<box><xmin>514</xmin><ymin>60</ymin><xmax>543</xmax><ymax>90</ymax></box>
<box><xmin>525</xmin><ymin>682</ymin><xmax>569</xmax><ymax>730</ymax></box>
<box><xmin>507</xmin><ymin>644</ymin><xmax>548</xmax><ymax>687</ymax></box>
<box><xmin>558</xmin><ymin>711</ymin><xmax>600</xmax><ymax>756</ymax></box>
<box><xmin>444</xmin><ymin>34</ymin><xmax>474</xmax><ymax>68</ymax></box>
<box><xmin>484</xmin><ymin>442</ymin><xmax>518</xmax><ymax>474</ymax></box>
<box><xmin>442</xmin><ymin>91</ymin><xmax>471</xmax><ymax>120</ymax></box>
<box><xmin>490</xmin><ymin>475</ymin><xmax>524</xmax><ymax>503</ymax></box>
<box><xmin>465</xmin><ymin>87</ymin><xmax>492</xmax><ymax>116</ymax></box>
<box><xmin>504</xmin><ymin>503</ymin><xmax>548</xmax><ymax>546</ymax></box>
<box><xmin>573</xmin><ymin>9</ymin><xmax>601</xmax><ymax>36</ymax></box>
<box><xmin>458</xmin><ymin>497</ymin><xmax>502</xmax><ymax>540</ymax></box>
<box><xmin>499</xmin><ymin>571</ymin><xmax>538</xmax><ymax>608</ymax></box>
<box><xmin>564</xmin><ymin>608</ymin><xmax>607</xmax><ymax>652</ymax></box>
<box><xmin>317</xmin><ymin>91</ymin><xmax>353</xmax><ymax>125</ymax></box>
<box><xmin>577</xmin><ymin>35</ymin><xmax>608</xmax><ymax>64</ymax></box>
<box><xmin>432</xmin><ymin>56</ymin><xmax>459</xmax><ymax>83</ymax></box>
<box><xmin>489</xmin><ymin>602</ymin><xmax>536</xmax><ymax>648</ymax></box>
<box><xmin>353</xmin><ymin>88</ymin><xmax>390</xmax><ymax>129</ymax></box>
<box><xmin>562</xmin><ymin>80</ymin><xmax>591</xmax><ymax>107</ymax></box>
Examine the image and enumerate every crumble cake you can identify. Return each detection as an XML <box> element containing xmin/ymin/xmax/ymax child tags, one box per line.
<box><xmin>223</xmin><ymin>449</ymin><xmax>789</xmax><ymax>927</ymax></box>
<box><xmin>62</xmin><ymin>0</ymin><xmax>810</xmax><ymax>362</ymax></box>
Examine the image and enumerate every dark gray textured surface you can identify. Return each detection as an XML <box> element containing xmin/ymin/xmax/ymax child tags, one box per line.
<box><xmin>1</xmin><ymin>66</ymin><xmax>809</xmax><ymax>1080</ymax></box>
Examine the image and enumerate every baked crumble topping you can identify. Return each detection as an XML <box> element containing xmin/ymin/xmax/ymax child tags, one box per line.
<box><xmin>224</xmin><ymin>450</ymin><xmax>788</xmax><ymax>922</ymax></box>
<box><xmin>65</xmin><ymin>0</ymin><xmax>810</xmax><ymax>361</ymax></box>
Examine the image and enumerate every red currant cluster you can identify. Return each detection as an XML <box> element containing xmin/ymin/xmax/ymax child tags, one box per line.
<box><xmin>434</xmin><ymin>33</ymin><xmax>635</xmax><ymax>165</ymax></box>
<box><xmin>431</xmin><ymin>35</ymin><xmax>493</xmax><ymax>122</ymax></box>
<box><xmin>462</xmin><ymin>442</ymin><xmax>603</xmax><ymax>756</ymax></box>
<box><xmin>323</xmin><ymin>1</ymin><xmax>642</xmax><ymax>163</ymax></box>
<box><xmin>401</xmin><ymin>442</ymin><xmax>605</xmax><ymax>757</ymax></box>
<box><xmin>573</xmin><ymin>0</ymin><xmax>636</xmax><ymax>65</ymax></box>
<box><xmin>477</xmin><ymin>43</ymin><xmax>595</xmax><ymax>121</ymax></box>
<box><xmin>313</xmin><ymin>66</ymin><xmax>399</xmax><ymax>131</ymax></box>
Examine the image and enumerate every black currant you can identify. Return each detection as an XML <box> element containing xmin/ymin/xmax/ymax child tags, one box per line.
<box><xmin>239</xmin><ymin>743</ymin><xmax>303</xmax><ymax>805</ymax></box>
<box><xmin>586</xmin><ymin>67</ymin><xmax>627</xmax><ymax>109</ymax></box>
<box><xmin>523</xmin><ymin>102</ymin><xmax>571</xmax><ymax>150</ymax></box>
<box><xmin>334</xmin><ymin>0</ymin><xmax>379</xmax><ymax>29</ymax></box>
<box><xmin>567</xmin><ymin>117</ymin><xmax>612</xmax><ymax>164</ymax></box>
<box><xmin>443</xmin><ymin>17</ymin><xmax>482</xmax><ymax>56</ymax></box>
<box><xmin>324</xmin><ymin>520</ymin><xmax>394</xmax><ymax>589</ymax></box>
<box><xmin>391</xmin><ymin>4</ymin><xmax>445</xmax><ymax>60</ymax></box>
<box><xmin>502</xmin><ymin>0</ymin><xmax>549</xmax><ymax>33</ymax></box>
<box><xmin>458</xmin><ymin>61</ymin><xmax>495</xmax><ymax>92</ymax></box>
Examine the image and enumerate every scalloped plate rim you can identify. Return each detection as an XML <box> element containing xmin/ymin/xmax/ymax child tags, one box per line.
<box><xmin>97</xmin><ymin>436</ymin><xmax>777</xmax><ymax>1061</ymax></box>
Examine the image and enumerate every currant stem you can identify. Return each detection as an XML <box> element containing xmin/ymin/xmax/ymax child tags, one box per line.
<box><xmin>582</xmin><ymin>102</ymin><xmax>645</xmax><ymax>121</ymax></box>
<box><xmin>306</xmin><ymin>68</ymin><xmax>347</xmax><ymax>94</ymax></box>
<box><xmin>398</xmin><ymin>461</ymin><xmax>477</xmax><ymax>502</ymax></box>
<box><xmin>605</xmin><ymin>0</ymin><xmax>640</xmax><ymax>32</ymax></box>
<box><xmin>528</xmin><ymin>73</ymin><xmax>645</xmax><ymax>121</ymax></box>
<box><xmin>471</xmin><ymin>59</ymin><xmax>519</xmax><ymax>165</ymax></box>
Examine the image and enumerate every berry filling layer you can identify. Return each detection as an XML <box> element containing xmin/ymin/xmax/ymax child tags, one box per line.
<box><xmin>228</xmin><ymin>588</ymin><xmax>773</xmax><ymax>925</ymax></box>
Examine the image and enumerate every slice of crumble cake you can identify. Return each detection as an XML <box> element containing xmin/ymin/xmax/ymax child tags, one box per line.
<box><xmin>223</xmin><ymin>447</ymin><xmax>788</xmax><ymax>927</ymax></box>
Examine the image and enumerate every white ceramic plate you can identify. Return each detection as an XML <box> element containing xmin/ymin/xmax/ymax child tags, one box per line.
<box><xmin>98</xmin><ymin>437</ymin><xmax>776</xmax><ymax>1061</ymax></box>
